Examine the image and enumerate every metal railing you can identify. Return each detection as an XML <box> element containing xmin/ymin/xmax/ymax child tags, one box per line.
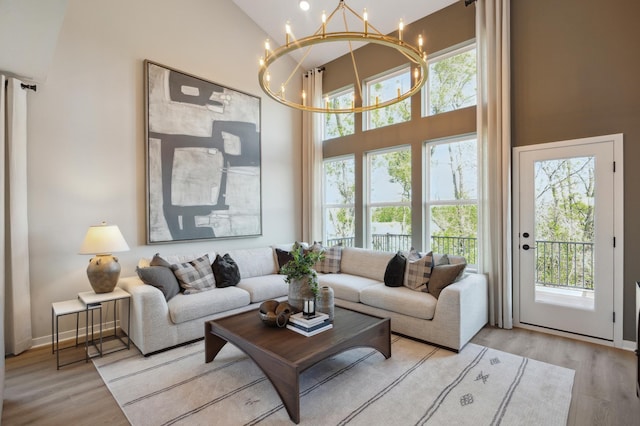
<box><xmin>535</xmin><ymin>240</ymin><xmax>594</xmax><ymax>290</ymax></box>
<box><xmin>326</xmin><ymin>234</ymin><xmax>594</xmax><ymax>290</ymax></box>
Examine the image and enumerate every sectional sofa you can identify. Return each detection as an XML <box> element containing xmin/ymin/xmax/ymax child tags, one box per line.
<box><xmin>118</xmin><ymin>245</ymin><xmax>488</xmax><ymax>355</ymax></box>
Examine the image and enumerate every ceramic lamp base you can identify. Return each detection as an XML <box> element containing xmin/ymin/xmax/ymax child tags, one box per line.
<box><xmin>86</xmin><ymin>254</ymin><xmax>121</xmax><ymax>293</ymax></box>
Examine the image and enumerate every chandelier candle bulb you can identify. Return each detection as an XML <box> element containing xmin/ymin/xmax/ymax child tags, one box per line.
<box><xmin>302</xmin><ymin>90</ymin><xmax>306</xmax><ymax>106</ymax></box>
<box><xmin>285</xmin><ymin>21</ymin><xmax>291</xmax><ymax>46</ymax></box>
<box><xmin>399</xmin><ymin>19</ymin><xmax>404</xmax><ymax>42</ymax></box>
<box><xmin>419</xmin><ymin>34</ymin><xmax>424</xmax><ymax>51</ymax></box>
<box><xmin>264</xmin><ymin>39</ymin><xmax>270</xmax><ymax>58</ymax></box>
<box><xmin>363</xmin><ymin>8</ymin><xmax>368</xmax><ymax>35</ymax></box>
<box><xmin>322</xmin><ymin>11</ymin><xmax>326</xmax><ymax>37</ymax></box>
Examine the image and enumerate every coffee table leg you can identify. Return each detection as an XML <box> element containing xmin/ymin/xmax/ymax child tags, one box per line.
<box><xmin>205</xmin><ymin>321</ymin><xmax>228</xmax><ymax>363</ymax></box>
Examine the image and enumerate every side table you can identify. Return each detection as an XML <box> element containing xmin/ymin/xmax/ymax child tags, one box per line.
<box><xmin>78</xmin><ymin>287</ymin><xmax>131</xmax><ymax>357</ymax></box>
<box><xmin>51</xmin><ymin>299</ymin><xmax>102</xmax><ymax>369</ymax></box>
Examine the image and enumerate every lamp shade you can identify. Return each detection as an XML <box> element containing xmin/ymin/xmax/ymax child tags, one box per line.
<box><xmin>79</xmin><ymin>222</ymin><xmax>130</xmax><ymax>255</ymax></box>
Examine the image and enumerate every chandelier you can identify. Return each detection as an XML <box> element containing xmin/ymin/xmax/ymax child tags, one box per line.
<box><xmin>258</xmin><ymin>0</ymin><xmax>428</xmax><ymax>114</ymax></box>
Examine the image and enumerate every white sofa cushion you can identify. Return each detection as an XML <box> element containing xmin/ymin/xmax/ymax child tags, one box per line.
<box><xmin>236</xmin><ymin>274</ymin><xmax>288</xmax><ymax>303</ymax></box>
<box><xmin>340</xmin><ymin>247</ymin><xmax>395</xmax><ymax>281</ymax></box>
<box><xmin>318</xmin><ymin>273</ymin><xmax>380</xmax><ymax>303</ymax></box>
<box><xmin>360</xmin><ymin>284</ymin><xmax>437</xmax><ymax>320</ymax></box>
<box><xmin>167</xmin><ymin>287</ymin><xmax>250</xmax><ymax>324</ymax></box>
<box><xmin>227</xmin><ymin>247</ymin><xmax>278</xmax><ymax>278</ymax></box>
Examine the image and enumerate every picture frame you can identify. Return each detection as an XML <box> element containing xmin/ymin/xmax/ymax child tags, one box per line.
<box><xmin>144</xmin><ymin>60</ymin><xmax>262</xmax><ymax>244</ymax></box>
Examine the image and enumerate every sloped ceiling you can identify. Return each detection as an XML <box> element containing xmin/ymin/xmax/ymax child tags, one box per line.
<box><xmin>0</xmin><ymin>0</ymin><xmax>68</xmax><ymax>82</ymax></box>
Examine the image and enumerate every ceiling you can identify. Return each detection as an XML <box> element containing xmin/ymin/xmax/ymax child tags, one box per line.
<box><xmin>231</xmin><ymin>0</ymin><xmax>459</xmax><ymax>69</ymax></box>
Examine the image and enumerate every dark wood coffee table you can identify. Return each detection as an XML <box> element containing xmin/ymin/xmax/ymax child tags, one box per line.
<box><xmin>205</xmin><ymin>306</ymin><xmax>391</xmax><ymax>424</ymax></box>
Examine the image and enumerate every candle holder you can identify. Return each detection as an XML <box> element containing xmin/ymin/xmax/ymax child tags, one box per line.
<box><xmin>303</xmin><ymin>297</ymin><xmax>316</xmax><ymax>319</ymax></box>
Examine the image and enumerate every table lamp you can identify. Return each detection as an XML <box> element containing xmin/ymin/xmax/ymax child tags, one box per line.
<box><xmin>79</xmin><ymin>221</ymin><xmax>130</xmax><ymax>293</ymax></box>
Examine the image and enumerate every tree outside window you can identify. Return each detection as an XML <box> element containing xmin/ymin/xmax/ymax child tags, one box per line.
<box><xmin>366</xmin><ymin>67</ymin><xmax>411</xmax><ymax>131</ymax></box>
<box><xmin>323</xmin><ymin>87</ymin><xmax>354</xmax><ymax>140</ymax></box>
<box><xmin>323</xmin><ymin>156</ymin><xmax>355</xmax><ymax>246</ymax></box>
<box><xmin>425</xmin><ymin>43</ymin><xmax>477</xmax><ymax>116</ymax></box>
<box><xmin>367</xmin><ymin>148</ymin><xmax>412</xmax><ymax>252</ymax></box>
<box><xmin>426</xmin><ymin>137</ymin><xmax>478</xmax><ymax>265</ymax></box>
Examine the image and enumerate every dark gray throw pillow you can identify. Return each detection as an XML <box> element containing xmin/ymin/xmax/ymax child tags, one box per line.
<box><xmin>424</xmin><ymin>263</ymin><xmax>467</xmax><ymax>299</ymax></box>
<box><xmin>136</xmin><ymin>265</ymin><xmax>180</xmax><ymax>301</ymax></box>
<box><xmin>213</xmin><ymin>253</ymin><xmax>241</xmax><ymax>288</ymax></box>
<box><xmin>275</xmin><ymin>248</ymin><xmax>294</xmax><ymax>273</ymax></box>
<box><xmin>384</xmin><ymin>251</ymin><xmax>406</xmax><ymax>287</ymax></box>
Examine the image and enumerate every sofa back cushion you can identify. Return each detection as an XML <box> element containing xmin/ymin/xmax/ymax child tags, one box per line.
<box><xmin>226</xmin><ymin>247</ymin><xmax>278</xmax><ymax>278</ymax></box>
<box><xmin>340</xmin><ymin>247</ymin><xmax>395</xmax><ymax>281</ymax></box>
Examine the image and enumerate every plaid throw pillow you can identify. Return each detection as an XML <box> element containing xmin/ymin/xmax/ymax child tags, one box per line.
<box><xmin>314</xmin><ymin>244</ymin><xmax>343</xmax><ymax>274</ymax></box>
<box><xmin>171</xmin><ymin>254</ymin><xmax>215</xmax><ymax>294</ymax></box>
<box><xmin>404</xmin><ymin>251</ymin><xmax>433</xmax><ymax>291</ymax></box>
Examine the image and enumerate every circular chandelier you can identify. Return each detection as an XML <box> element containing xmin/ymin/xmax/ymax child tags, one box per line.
<box><xmin>258</xmin><ymin>0</ymin><xmax>428</xmax><ymax>114</ymax></box>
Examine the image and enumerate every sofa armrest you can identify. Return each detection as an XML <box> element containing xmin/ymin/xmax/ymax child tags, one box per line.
<box><xmin>432</xmin><ymin>273</ymin><xmax>488</xmax><ymax>349</ymax></box>
<box><xmin>118</xmin><ymin>275</ymin><xmax>172</xmax><ymax>355</ymax></box>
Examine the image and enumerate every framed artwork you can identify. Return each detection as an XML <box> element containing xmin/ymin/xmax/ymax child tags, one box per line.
<box><xmin>144</xmin><ymin>60</ymin><xmax>262</xmax><ymax>243</ymax></box>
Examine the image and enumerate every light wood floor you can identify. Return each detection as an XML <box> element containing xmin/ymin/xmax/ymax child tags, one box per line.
<box><xmin>3</xmin><ymin>327</ymin><xmax>639</xmax><ymax>425</ymax></box>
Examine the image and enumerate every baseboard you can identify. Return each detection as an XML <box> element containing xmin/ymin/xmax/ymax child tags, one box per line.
<box><xmin>32</xmin><ymin>320</ymin><xmax>121</xmax><ymax>349</ymax></box>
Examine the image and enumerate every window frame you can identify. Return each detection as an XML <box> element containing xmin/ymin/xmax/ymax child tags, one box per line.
<box><xmin>323</xmin><ymin>85</ymin><xmax>355</xmax><ymax>141</ymax></box>
<box><xmin>422</xmin><ymin>39</ymin><xmax>477</xmax><ymax>118</ymax></box>
<box><xmin>363</xmin><ymin>65</ymin><xmax>412</xmax><ymax>132</ymax></box>
<box><xmin>322</xmin><ymin>155</ymin><xmax>356</xmax><ymax>247</ymax></box>
<box><xmin>365</xmin><ymin>146</ymin><xmax>412</xmax><ymax>251</ymax></box>
<box><xmin>423</xmin><ymin>134</ymin><xmax>479</xmax><ymax>269</ymax></box>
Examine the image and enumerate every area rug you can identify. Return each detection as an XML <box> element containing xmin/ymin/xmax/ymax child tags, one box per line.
<box><xmin>93</xmin><ymin>336</ymin><xmax>574</xmax><ymax>425</ymax></box>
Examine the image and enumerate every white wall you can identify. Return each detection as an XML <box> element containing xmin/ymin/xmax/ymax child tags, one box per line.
<box><xmin>26</xmin><ymin>0</ymin><xmax>302</xmax><ymax>343</ymax></box>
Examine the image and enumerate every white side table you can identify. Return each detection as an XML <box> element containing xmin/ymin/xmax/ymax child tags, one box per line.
<box><xmin>51</xmin><ymin>299</ymin><xmax>102</xmax><ymax>369</ymax></box>
<box><xmin>78</xmin><ymin>287</ymin><xmax>131</xmax><ymax>358</ymax></box>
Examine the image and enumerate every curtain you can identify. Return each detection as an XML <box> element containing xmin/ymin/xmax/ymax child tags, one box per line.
<box><xmin>476</xmin><ymin>0</ymin><xmax>513</xmax><ymax>328</ymax></box>
<box><xmin>2</xmin><ymin>76</ymin><xmax>33</xmax><ymax>355</ymax></box>
<box><xmin>301</xmin><ymin>68</ymin><xmax>324</xmax><ymax>243</ymax></box>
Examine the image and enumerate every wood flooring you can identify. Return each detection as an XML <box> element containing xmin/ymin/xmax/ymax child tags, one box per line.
<box><xmin>3</xmin><ymin>326</ymin><xmax>639</xmax><ymax>425</ymax></box>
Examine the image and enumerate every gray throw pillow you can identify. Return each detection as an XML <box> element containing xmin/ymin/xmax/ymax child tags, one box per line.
<box><xmin>170</xmin><ymin>254</ymin><xmax>216</xmax><ymax>294</ymax></box>
<box><xmin>136</xmin><ymin>265</ymin><xmax>180</xmax><ymax>301</ymax></box>
<box><xmin>425</xmin><ymin>262</ymin><xmax>467</xmax><ymax>299</ymax></box>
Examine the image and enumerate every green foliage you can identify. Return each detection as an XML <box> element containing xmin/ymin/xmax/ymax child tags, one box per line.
<box><xmin>279</xmin><ymin>248</ymin><xmax>324</xmax><ymax>295</ymax></box>
<box><xmin>429</xmin><ymin>49</ymin><xmax>477</xmax><ymax>115</ymax></box>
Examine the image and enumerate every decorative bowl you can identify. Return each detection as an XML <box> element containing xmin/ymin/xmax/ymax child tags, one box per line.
<box><xmin>258</xmin><ymin>300</ymin><xmax>292</xmax><ymax>327</ymax></box>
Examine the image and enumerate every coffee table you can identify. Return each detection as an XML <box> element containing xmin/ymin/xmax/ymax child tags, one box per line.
<box><xmin>205</xmin><ymin>306</ymin><xmax>391</xmax><ymax>424</ymax></box>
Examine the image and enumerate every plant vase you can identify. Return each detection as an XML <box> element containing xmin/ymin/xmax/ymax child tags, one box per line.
<box><xmin>288</xmin><ymin>276</ymin><xmax>316</xmax><ymax>313</ymax></box>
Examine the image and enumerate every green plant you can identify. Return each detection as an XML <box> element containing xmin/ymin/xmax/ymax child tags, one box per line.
<box><xmin>280</xmin><ymin>248</ymin><xmax>324</xmax><ymax>296</ymax></box>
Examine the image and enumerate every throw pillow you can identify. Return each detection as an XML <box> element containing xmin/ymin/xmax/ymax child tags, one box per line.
<box><xmin>170</xmin><ymin>254</ymin><xmax>215</xmax><ymax>294</ymax></box>
<box><xmin>424</xmin><ymin>262</ymin><xmax>467</xmax><ymax>299</ymax></box>
<box><xmin>212</xmin><ymin>253</ymin><xmax>241</xmax><ymax>288</ymax></box>
<box><xmin>404</xmin><ymin>251</ymin><xmax>434</xmax><ymax>291</ymax></box>
<box><xmin>150</xmin><ymin>253</ymin><xmax>172</xmax><ymax>268</ymax></box>
<box><xmin>275</xmin><ymin>248</ymin><xmax>294</xmax><ymax>273</ymax></box>
<box><xmin>384</xmin><ymin>251</ymin><xmax>406</xmax><ymax>287</ymax></box>
<box><xmin>136</xmin><ymin>265</ymin><xmax>180</xmax><ymax>301</ymax></box>
<box><xmin>314</xmin><ymin>244</ymin><xmax>343</xmax><ymax>274</ymax></box>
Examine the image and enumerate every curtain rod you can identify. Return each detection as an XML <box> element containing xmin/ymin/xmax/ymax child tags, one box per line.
<box><xmin>464</xmin><ymin>0</ymin><xmax>477</xmax><ymax>6</ymax></box>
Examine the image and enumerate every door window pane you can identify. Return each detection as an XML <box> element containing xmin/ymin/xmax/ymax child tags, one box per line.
<box><xmin>323</xmin><ymin>157</ymin><xmax>355</xmax><ymax>247</ymax></box>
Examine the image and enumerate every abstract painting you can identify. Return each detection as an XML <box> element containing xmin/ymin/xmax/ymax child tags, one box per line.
<box><xmin>145</xmin><ymin>60</ymin><xmax>261</xmax><ymax>243</ymax></box>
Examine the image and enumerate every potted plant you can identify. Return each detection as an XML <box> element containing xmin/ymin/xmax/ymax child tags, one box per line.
<box><xmin>280</xmin><ymin>247</ymin><xmax>324</xmax><ymax>313</ymax></box>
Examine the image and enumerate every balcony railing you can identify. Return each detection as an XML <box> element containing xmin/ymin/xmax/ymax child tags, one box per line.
<box><xmin>326</xmin><ymin>234</ymin><xmax>594</xmax><ymax>290</ymax></box>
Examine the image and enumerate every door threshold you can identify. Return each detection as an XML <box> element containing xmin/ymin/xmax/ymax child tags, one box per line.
<box><xmin>515</xmin><ymin>322</ymin><xmax>615</xmax><ymax>348</ymax></box>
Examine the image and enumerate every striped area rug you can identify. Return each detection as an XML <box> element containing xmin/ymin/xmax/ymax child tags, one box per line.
<box><xmin>93</xmin><ymin>336</ymin><xmax>574</xmax><ymax>425</ymax></box>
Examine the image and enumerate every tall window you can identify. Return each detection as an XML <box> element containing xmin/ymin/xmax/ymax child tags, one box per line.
<box><xmin>365</xmin><ymin>66</ymin><xmax>411</xmax><ymax>131</ymax></box>
<box><xmin>366</xmin><ymin>147</ymin><xmax>412</xmax><ymax>252</ymax></box>
<box><xmin>323</xmin><ymin>87</ymin><xmax>355</xmax><ymax>140</ymax></box>
<box><xmin>425</xmin><ymin>136</ymin><xmax>478</xmax><ymax>266</ymax></box>
<box><xmin>323</xmin><ymin>156</ymin><xmax>355</xmax><ymax>247</ymax></box>
<box><xmin>424</xmin><ymin>42</ymin><xmax>477</xmax><ymax>116</ymax></box>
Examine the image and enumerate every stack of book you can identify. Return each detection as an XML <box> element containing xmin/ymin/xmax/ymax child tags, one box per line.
<box><xmin>286</xmin><ymin>312</ymin><xmax>332</xmax><ymax>336</ymax></box>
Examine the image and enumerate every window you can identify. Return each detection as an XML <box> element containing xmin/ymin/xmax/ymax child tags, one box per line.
<box><xmin>425</xmin><ymin>136</ymin><xmax>478</xmax><ymax>266</ymax></box>
<box><xmin>323</xmin><ymin>87</ymin><xmax>355</xmax><ymax>140</ymax></box>
<box><xmin>365</xmin><ymin>67</ymin><xmax>411</xmax><ymax>131</ymax></box>
<box><xmin>323</xmin><ymin>156</ymin><xmax>355</xmax><ymax>247</ymax></box>
<box><xmin>366</xmin><ymin>147</ymin><xmax>411</xmax><ymax>252</ymax></box>
<box><xmin>424</xmin><ymin>42</ymin><xmax>477</xmax><ymax>116</ymax></box>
